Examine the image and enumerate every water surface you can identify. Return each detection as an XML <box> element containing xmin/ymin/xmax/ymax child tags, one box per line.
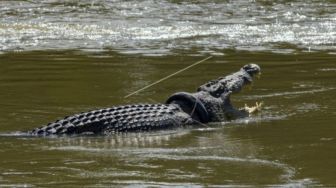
<box><xmin>1</xmin><ymin>0</ymin><xmax>335</xmax><ymax>55</ymax></box>
<box><xmin>1</xmin><ymin>51</ymin><xmax>335</xmax><ymax>187</ymax></box>
<box><xmin>0</xmin><ymin>0</ymin><xmax>336</xmax><ymax>187</ymax></box>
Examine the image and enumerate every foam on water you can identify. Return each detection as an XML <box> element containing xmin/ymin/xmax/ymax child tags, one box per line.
<box><xmin>0</xmin><ymin>0</ymin><xmax>335</xmax><ymax>55</ymax></box>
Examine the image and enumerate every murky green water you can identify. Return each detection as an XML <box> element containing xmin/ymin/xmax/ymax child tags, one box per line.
<box><xmin>1</xmin><ymin>0</ymin><xmax>336</xmax><ymax>187</ymax></box>
<box><xmin>0</xmin><ymin>51</ymin><xmax>335</xmax><ymax>187</ymax></box>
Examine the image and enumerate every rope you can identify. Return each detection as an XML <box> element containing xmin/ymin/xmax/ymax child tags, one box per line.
<box><xmin>124</xmin><ymin>56</ymin><xmax>213</xmax><ymax>98</ymax></box>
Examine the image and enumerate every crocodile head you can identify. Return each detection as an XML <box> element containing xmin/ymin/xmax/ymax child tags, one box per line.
<box><xmin>194</xmin><ymin>63</ymin><xmax>261</xmax><ymax>121</ymax></box>
<box><xmin>167</xmin><ymin>64</ymin><xmax>261</xmax><ymax>123</ymax></box>
<box><xmin>242</xmin><ymin>63</ymin><xmax>261</xmax><ymax>77</ymax></box>
<box><xmin>197</xmin><ymin>64</ymin><xmax>261</xmax><ymax>97</ymax></box>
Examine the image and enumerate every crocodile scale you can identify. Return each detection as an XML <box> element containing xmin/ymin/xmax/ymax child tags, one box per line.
<box><xmin>29</xmin><ymin>104</ymin><xmax>191</xmax><ymax>135</ymax></box>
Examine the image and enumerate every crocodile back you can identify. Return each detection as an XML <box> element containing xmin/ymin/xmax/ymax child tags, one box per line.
<box><xmin>29</xmin><ymin>104</ymin><xmax>190</xmax><ymax>136</ymax></box>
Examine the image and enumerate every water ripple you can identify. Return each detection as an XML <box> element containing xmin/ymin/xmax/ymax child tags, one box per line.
<box><xmin>0</xmin><ymin>0</ymin><xmax>335</xmax><ymax>55</ymax></box>
<box><xmin>245</xmin><ymin>87</ymin><xmax>335</xmax><ymax>99</ymax></box>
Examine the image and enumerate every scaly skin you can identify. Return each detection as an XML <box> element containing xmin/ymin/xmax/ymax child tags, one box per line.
<box><xmin>29</xmin><ymin>104</ymin><xmax>192</xmax><ymax>135</ymax></box>
<box><xmin>28</xmin><ymin>64</ymin><xmax>261</xmax><ymax>136</ymax></box>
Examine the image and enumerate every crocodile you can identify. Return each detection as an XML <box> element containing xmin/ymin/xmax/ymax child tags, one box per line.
<box><xmin>28</xmin><ymin>64</ymin><xmax>261</xmax><ymax>136</ymax></box>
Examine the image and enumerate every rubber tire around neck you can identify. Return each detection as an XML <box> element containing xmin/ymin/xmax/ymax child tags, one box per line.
<box><xmin>166</xmin><ymin>92</ymin><xmax>210</xmax><ymax>123</ymax></box>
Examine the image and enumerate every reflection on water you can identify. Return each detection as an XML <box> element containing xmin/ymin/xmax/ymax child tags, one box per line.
<box><xmin>0</xmin><ymin>128</ymin><xmax>298</xmax><ymax>187</ymax></box>
<box><xmin>0</xmin><ymin>0</ymin><xmax>336</xmax><ymax>55</ymax></box>
<box><xmin>49</xmin><ymin>130</ymin><xmax>190</xmax><ymax>149</ymax></box>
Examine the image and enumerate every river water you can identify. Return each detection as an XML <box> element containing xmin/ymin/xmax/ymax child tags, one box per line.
<box><xmin>0</xmin><ymin>0</ymin><xmax>336</xmax><ymax>187</ymax></box>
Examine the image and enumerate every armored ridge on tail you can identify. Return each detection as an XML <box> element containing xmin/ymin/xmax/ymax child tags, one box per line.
<box><xmin>28</xmin><ymin>64</ymin><xmax>261</xmax><ymax>136</ymax></box>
